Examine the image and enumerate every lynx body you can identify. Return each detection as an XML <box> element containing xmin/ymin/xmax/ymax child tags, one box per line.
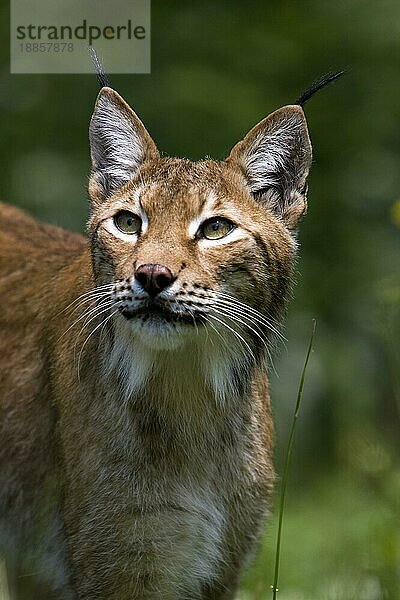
<box><xmin>0</xmin><ymin>88</ymin><xmax>311</xmax><ymax>599</ymax></box>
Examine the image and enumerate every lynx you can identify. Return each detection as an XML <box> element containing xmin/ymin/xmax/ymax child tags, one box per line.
<box><xmin>0</xmin><ymin>74</ymin><xmax>335</xmax><ymax>598</ymax></box>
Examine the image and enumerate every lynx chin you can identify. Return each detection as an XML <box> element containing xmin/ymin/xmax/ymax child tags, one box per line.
<box><xmin>0</xmin><ymin>86</ymin><xmax>312</xmax><ymax>599</ymax></box>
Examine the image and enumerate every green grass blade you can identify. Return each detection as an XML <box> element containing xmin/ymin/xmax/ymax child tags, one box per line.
<box><xmin>271</xmin><ymin>319</ymin><xmax>317</xmax><ymax>599</ymax></box>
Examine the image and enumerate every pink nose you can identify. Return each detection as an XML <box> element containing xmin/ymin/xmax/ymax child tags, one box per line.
<box><xmin>134</xmin><ymin>263</ymin><xmax>174</xmax><ymax>296</ymax></box>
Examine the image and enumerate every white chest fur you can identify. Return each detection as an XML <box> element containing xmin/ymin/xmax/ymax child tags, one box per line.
<box><xmin>127</xmin><ymin>486</ymin><xmax>225</xmax><ymax>597</ymax></box>
<box><xmin>84</xmin><ymin>322</ymin><xmax>251</xmax><ymax>596</ymax></box>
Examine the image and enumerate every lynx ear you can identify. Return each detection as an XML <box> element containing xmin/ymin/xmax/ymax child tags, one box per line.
<box><xmin>89</xmin><ymin>87</ymin><xmax>159</xmax><ymax>201</ymax></box>
<box><xmin>228</xmin><ymin>105</ymin><xmax>312</xmax><ymax>229</ymax></box>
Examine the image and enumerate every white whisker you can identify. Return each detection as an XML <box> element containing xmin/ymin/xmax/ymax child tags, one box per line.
<box><xmin>211</xmin><ymin>303</ymin><xmax>277</xmax><ymax>374</ymax></box>
<box><xmin>213</xmin><ymin>300</ymin><xmax>267</xmax><ymax>337</ymax></box>
<box><xmin>215</xmin><ymin>291</ymin><xmax>286</xmax><ymax>343</ymax></box>
<box><xmin>67</xmin><ymin>291</ymin><xmax>114</xmax><ymax>316</ymax></box>
<box><xmin>58</xmin><ymin>298</ymin><xmax>114</xmax><ymax>342</ymax></box>
<box><xmin>203</xmin><ymin>315</ymin><xmax>229</xmax><ymax>351</ymax></box>
<box><xmin>217</xmin><ymin>290</ymin><xmax>282</xmax><ymax>325</ymax></box>
<box><xmin>73</xmin><ymin>302</ymin><xmax>116</xmax><ymax>357</ymax></box>
<box><xmin>208</xmin><ymin>313</ymin><xmax>256</xmax><ymax>363</ymax></box>
<box><xmin>213</xmin><ymin>304</ymin><xmax>268</xmax><ymax>347</ymax></box>
<box><xmin>77</xmin><ymin>309</ymin><xmax>119</xmax><ymax>381</ymax></box>
<box><xmin>59</xmin><ymin>283</ymin><xmax>114</xmax><ymax>315</ymax></box>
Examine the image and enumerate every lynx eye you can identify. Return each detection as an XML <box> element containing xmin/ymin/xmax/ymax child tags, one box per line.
<box><xmin>114</xmin><ymin>211</ymin><xmax>141</xmax><ymax>235</ymax></box>
<box><xmin>199</xmin><ymin>217</ymin><xmax>235</xmax><ymax>240</ymax></box>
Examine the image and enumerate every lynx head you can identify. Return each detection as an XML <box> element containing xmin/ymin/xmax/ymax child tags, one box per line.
<box><xmin>86</xmin><ymin>87</ymin><xmax>311</xmax><ymax>398</ymax></box>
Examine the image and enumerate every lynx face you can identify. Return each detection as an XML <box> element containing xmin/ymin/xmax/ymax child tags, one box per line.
<box><xmin>86</xmin><ymin>88</ymin><xmax>311</xmax><ymax>390</ymax></box>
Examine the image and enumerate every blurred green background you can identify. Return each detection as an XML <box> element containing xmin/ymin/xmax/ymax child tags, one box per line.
<box><xmin>1</xmin><ymin>0</ymin><xmax>400</xmax><ymax>598</ymax></box>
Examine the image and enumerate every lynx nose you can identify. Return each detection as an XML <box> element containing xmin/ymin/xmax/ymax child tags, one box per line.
<box><xmin>135</xmin><ymin>263</ymin><xmax>174</xmax><ymax>297</ymax></box>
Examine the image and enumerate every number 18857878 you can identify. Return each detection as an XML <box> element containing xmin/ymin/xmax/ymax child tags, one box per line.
<box><xmin>19</xmin><ymin>43</ymin><xmax>74</xmax><ymax>52</ymax></box>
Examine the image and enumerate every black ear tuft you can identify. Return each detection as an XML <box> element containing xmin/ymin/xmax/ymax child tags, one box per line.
<box><xmin>295</xmin><ymin>70</ymin><xmax>346</xmax><ymax>107</ymax></box>
<box><xmin>89</xmin><ymin>46</ymin><xmax>111</xmax><ymax>89</ymax></box>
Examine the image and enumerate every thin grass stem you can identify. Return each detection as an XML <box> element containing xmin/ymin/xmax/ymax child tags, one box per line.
<box><xmin>271</xmin><ymin>319</ymin><xmax>317</xmax><ymax>599</ymax></box>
